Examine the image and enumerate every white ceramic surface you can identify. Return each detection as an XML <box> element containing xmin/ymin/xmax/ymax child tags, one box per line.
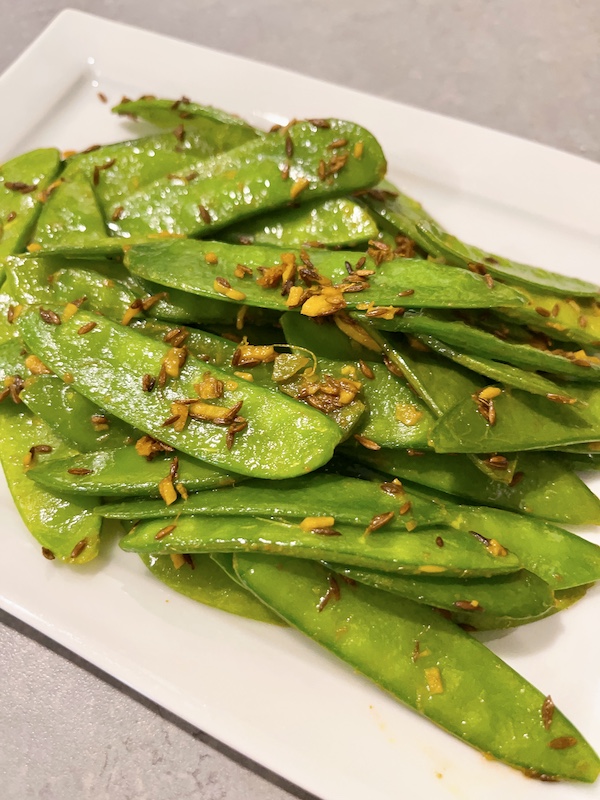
<box><xmin>0</xmin><ymin>10</ymin><xmax>599</xmax><ymax>800</ymax></box>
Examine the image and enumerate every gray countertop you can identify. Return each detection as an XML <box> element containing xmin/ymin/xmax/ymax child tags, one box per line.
<box><xmin>0</xmin><ymin>2</ymin><xmax>598</xmax><ymax>799</ymax></box>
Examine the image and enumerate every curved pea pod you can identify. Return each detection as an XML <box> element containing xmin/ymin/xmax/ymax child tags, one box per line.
<box><xmin>0</xmin><ymin>148</ymin><xmax>62</xmax><ymax>262</ymax></box>
<box><xmin>97</xmin><ymin>473</ymin><xmax>448</xmax><ymax>531</ymax></box>
<box><xmin>499</xmin><ymin>287</ymin><xmax>600</xmax><ymax>348</ymax></box>
<box><xmin>0</xmin><ymin>403</ymin><xmax>100</xmax><ymax>563</ymax></box>
<box><xmin>374</xmin><ymin>309</ymin><xmax>600</xmax><ymax>382</ymax></box>
<box><xmin>220</xmin><ymin>198</ymin><xmax>378</xmax><ymax>248</ymax></box>
<box><xmin>234</xmin><ymin>554</ymin><xmax>600</xmax><ymax>783</ymax></box>
<box><xmin>139</xmin><ymin>554</ymin><xmax>282</xmax><ymax>625</ymax></box>
<box><xmin>413</xmin><ymin>333</ymin><xmax>576</xmax><ymax>400</ymax></box>
<box><xmin>27</xmin><ymin>446</ymin><xmax>243</xmax><ymax>497</ymax></box>
<box><xmin>17</xmin><ymin>308</ymin><xmax>342</xmax><ymax>479</ymax></box>
<box><xmin>125</xmin><ymin>240</ymin><xmax>525</xmax><ymax>314</ymax></box>
<box><xmin>431</xmin><ymin>384</ymin><xmax>600</xmax><ymax>453</ymax></box>
<box><xmin>349</xmin><ymin>446</ymin><xmax>600</xmax><ymax>526</ymax></box>
<box><xmin>280</xmin><ymin>311</ymin><xmax>380</xmax><ymax>362</ymax></box>
<box><xmin>31</xmin><ymin>171</ymin><xmax>107</xmax><ymax>249</ymax></box>
<box><xmin>20</xmin><ymin>376</ymin><xmax>135</xmax><ymax>452</ymax></box>
<box><xmin>120</xmin><ymin>514</ymin><xmax>520</xmax><ymax>577</ymax></box>
<box><xmin>111</xmin><ymin>96</ymin><xmax>260</xmax><ymax>146</ymax></box>
<box><xmin>416</xmin><ymin>219</ymin><xmax>599</xmax><ymax>298</ymax></box>
<box><xmin>0</xmin><ymin>338</ymin><xmax>27</xmax><ymax>378</ymax></box>
<box><xmin>111</xmin><ymin>119</ymin><xmax>386</xmax><ymax>238</ymax></box>
<box><xmin>323</xmin><ymin>563</ymin><xmax>554</xmax><ymax>621</ymax></box>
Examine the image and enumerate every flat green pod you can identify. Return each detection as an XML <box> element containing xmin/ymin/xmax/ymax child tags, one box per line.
<box><xmin>32</xmin><ymin>171</ymin><xmax>107</xmax><ymax>249</ymax></box>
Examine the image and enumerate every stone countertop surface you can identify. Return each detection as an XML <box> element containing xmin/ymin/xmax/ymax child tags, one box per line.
<box><xmin>0</xmin><ymin>2</ymin><xmax>598</xmax><ymax>799</ymax></box>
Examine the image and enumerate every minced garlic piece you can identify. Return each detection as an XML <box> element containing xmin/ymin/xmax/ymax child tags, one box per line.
<box><xmin>300</xmin><ymin>516</ymin><xmax>335</xmax><ymax>531</ymax></box>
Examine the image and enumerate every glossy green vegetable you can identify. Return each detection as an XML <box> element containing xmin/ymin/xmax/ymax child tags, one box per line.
<box><xmin>111</xmin><ymin>119</ymin><xmax>386</xmax><ymax>237</ymax></box>
<box><xmin>121</xmin><ymin>513</ymin><xmax>520</xmax><ymax>577</ymax></box>
<box><xmin>139</xmin><ymin>553</ymin><xmax>282</xmax><ymax>625</ymax></box>
<box><xmin>0</xmin><ymin>148</ymin><xmax>62</xmax><ymax>262</ymax></box>
<box><xmin>18</xmin><ymin>308</ymin><xmax>342</xmax><ymax>479</ymax></box>
<box><xmin>125</xmin><ymin>239</ymin><xmax>526</xmax><ymax>312</ymax></box>
<box><xmin>234</xmin><ymin>554</ymin><xmax>600</xmax><ymax>782</ymax></box>
<box><xmin>27</xmin><ymin>446</ymin><xmax>243</xmax><ymax>496</ymax></box>
<box><xmin>32</xmin><ymin>171</ymin><xmax>107</xmax><ymax>248</ymax></box>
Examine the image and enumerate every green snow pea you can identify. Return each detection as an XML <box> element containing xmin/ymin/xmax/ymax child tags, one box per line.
<box><xmin>374</xmin><ymin>309</ymin><xmax>600</xmax><ymax>381</ymax></box>
<box><xmin>120</xmin><ymin>514</ymin><xmax>520</xmax><ymax>577</ymax></box>
<box><xmin>0</xmin><ymin>148</ymin><xmax>62</xmax><ymax>263</ymax></box>
<box><xmin>27</xmin><ymin>446</ymin><xmax>243</xmax><ymax>497</ymax></box>
<box><xmin>412</xmin><ymin>333</ymin><xmax>576</xmax><ymax>400</ymax></box>
<box><xmin>0</xmin><ymin>403</ymin><xmax>100</xmax><ymax>563</ymax></box>
<box><xmin>431</xmin><ymin>384</ymin><xmax>600</xmax><ymax>453</ymax></box>
<box><xmin>111</xmin><ymin>96</ymin><xmax>260</xmax><ymax>145</ymax></box>
<box><xmin>111</xmin><ymin>119</ymin><xmax>386</xmax><ymax>238</ymax></box>
<box><xmin>220</xmin><ymin>197</ymin><xmax>378</xmax><ymax>248</ymax></box>
<box><xmin>0</xmin><ymin>338</ymin><xmax>27</xmax><ymax>378</ymax></box>
<box><xmin>18</xmin><ymin>308</ymin><xmax>342</xmax><ymax>479</ymax></box>
<box><xmin>280</xmin><ymin>311</ymin><xmax>380</xmax><ymax>362</ymax></box>
<box><xmin>139</xmin><ymin>554</ymin><xmax>282</xmax><ymax>625</ymax></box>
<box><xmin>416</xmin><ymin>220</ymin><xmax>599</xmax><ymax>297</ymax></box>
<box><xmin>20</xmin><ymin>376</ymin><xmax>135</xmax><ymax>452</ymax></box>
<box><xmin>348</xmin><ymin>446</ymin><xmax>600</xmax><ymax>525</ymax></box>
<box><xmin>323</xmin><ymin>563</ymin><xmax>553</xmax><ymax>621</ymax></box>
<box><xmin>125</xmin><ymin>239</ymin><xmax>525</xmax><ymax>313</ymax></box>
<box><xmin>97</xmin><ymin>473</ymin><xmax>447</xmax><ymax>531</ymax></box>
<box><xmin>233</xmin><ymin>554</ymin><xmax>600</xmax><ymax>783</ymax></box>
<box><xmin>31</xmin><ymin>171</ymin><xmax>107</xmax><ymax>249</ymax></box>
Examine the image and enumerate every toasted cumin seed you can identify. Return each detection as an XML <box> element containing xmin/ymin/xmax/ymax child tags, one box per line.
<box><xmin>161</xmin><ymin>414</ymin><xmax>181</xmax><ymax>427</ymax></box>
<box><xmin>182</xmin><ymin>554</ymin><xmax>195</xmax><ymax>569</ymax></box>
<box><xmin>542</xmin><ymin>695</ymin><xmax>555</xmax><ymax>730</ymax></box>
<box><xmin>397</xmin><ymin>289</ymin><xmax>415</xmax><ymax>297</ymax></box>
<box><xmin>365</xmin><ymin>511</ymin><xmax>395</xmax><ymax>534</ymax></box>
<box><xmin>435</xmin><ymin>536</ymin><xmax>444</xmax><ymax>547</ymax></box>
<box><xmin>82</xmin><ymin>144</ymin><xmax>101</xmax><ymax>153</ymax></box>
<box><xmin>345</xmin><ymin>260</ymin><xmax>354</xmax><ymax>275</ymax></box>
<box><xmin>142</xmin><ymin>374</ymin><xmax>156</xmax><ymax>392</ymax></box>
<box><xmin>5</xmin><ymin>181</ymin><xmax>36</xmax><ymax>193</ymax></box>
<box><xmin>510</xmin><ymin>471</ymin><xmax>525</xmax><ymax>487</ymax></box>
<box><xmin>487</xmin><ymin>455</ymin><xmax>509</xmax><ymax>468</ymax></box>
<box><xmin>328</xmin><ymin>138</ymin><xmax>348</xmax><ymax>149</ymax></box>
<box><xmin>380</xmin><ymin>481</ymin><xmax>404</xmax><ymax>496</ymax></box>
<box><xmin>155</xmin><ymin>524</ymin><xmax>176</xmax><ymax>540</ymax></box>
<box><xmin>548</xmin><ymin>737</ymin><xmax>577</xmax><ymax>750</ymax></box>
<box><xmin>535</xmin><ymin>306</ymin><xmax>551</xmax><ymax>318</ymax></box>
<box><xmin>311</xmin><ymin>527</ymin><xmax>342</xmax><ymax>536</ymax></box>
<box><xmin>285</xmin><ymin>134</ymin><xmax>294</xmax><ymax>158</ymax></box>
<box><xmin>6</xmin><ymin>211</ymin><xmax>17</xmax><ymax>222</ymax></box>
<box><xmin>68</xmin><ymin>468</ymin><xmax>93</xmax><ymax>475</ymax></box>
<box><xmin>77</xmin><ymin>321</ymin><xmax>97</xmax><ymax>335</ymax></box>
<box><xmin>399</xmin><ymin>501</ymin><xmax>412</xmax><ymax>516</ymax></box>
<box><xmin>551</xmin><ymin>303</ymin><xmax>560</xmax><ymax>317</ymax></box>
<box><xmin>317</xmin><ymin>575</ymin><xmax>340</xmax><ymax>612</ymax></box>
<box><xmin>91</xmin><ymin>414</ymin><xmax>108</xmax><ymax>426</ymax></box>
<box><xmin>280</xmin><ymin>163</ymin><xmax>290</xmax><ymax>181</ymax></box>
<box><xmin>546</xmin><ymin>393</ymin><xmax>577</xmax><ymax>404</ymax></box>
<box><xmin>170</xmin><ymin>456</ymin><xmax>179</xmax><ymax>481</ymax></box>
<box><xmin>173</xmin><ymin>124</ymin><xmax>185</xmax><ymax>142</ymax></box>
<box><xmin>111</xmin><ymin>205</ymin><xmax>124</xmax><ymax>221</ymax></box>
<box><xmin>198</xmin><ymin>204</ymin><xmax>212</xmax><ymax>224</ymax></box>
<box><xmin>358</xmin><ymin>360</ymin><xmax>375</xmax><ymax>380</ymax></box>
<box><xmin>42</xmin><ymin>547</ymin><xmax>55</xmax><ymax>560</ymax></box>
<box><xmin>469</xmin><ymin>530</ymin><xmax>491</xmax><ymax>546</ymax></box>
<box><xmin>97</xmin><ymin>92</ymin><xmax>108</xmax><ymax>103</ymax></box>
<box><xmin>454</xmin><ymin>600</ymin><xmax>483</xmax><ymax>612</ymax></box>
<box><xmin>353</xmin><ymin>434</ymin><xmax>381</xmax><ymax>450</ymax></box>
<box><xmin>308</xmin><ymin>118</ymin><xmax>330</xmax><ymax>128</ymax></box>
<box><xmin>70</xmin><ymin>538</ymin><xmax>88</xmax><ymax>559</ymax></box>
<box><xmin>382</xmin><ymin>356</ymin><xmax>404</xmax><ymax>378</ymax></box>
<box><xmin>31</xmin><ymin>444</ymin><xmax>53</xmax><ymax>454</ymax></box>
<box><xmin>158</xmin><ymin>363</ymin><xmax>167</xmax><ymax>388</ymax></box>
<box><xmin>578</xmin><ymin>315</ymin><xmax>588</xmax><ymax>328</ymax></box>
<box><xmin>40</xmin><ymin>308</ymin><xmax>61</xmax><ymax>325</ymax></box>
<box><xmin>406</xmin><ymin>449</ymin><xmax>425</xmax><ymax>456</ymax></box>
<box><xmin>411</xmin><ymin>641</ymin><xmax>420</xmax><ymax>663</ymax></box>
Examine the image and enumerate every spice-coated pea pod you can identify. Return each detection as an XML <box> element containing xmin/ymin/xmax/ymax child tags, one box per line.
<box><xmin>125</xmin><ymin>239</ymin><xmax>526</xmax><ymax>313</ymax></box>
<box><xmin>431</xmin><ymin>383</ymin><xmax>600</xmax><ymax>454</ymax></box>
<box><xmin>416</xmin><ymin>220</ymin><xmax>599</xmax><ymax>298</ymax></box>
<box><xmin>0</xmin><ymin>338</ymin><xmax>27</xmax><ymax>378</ymax></box>
<box><xmin>220</xmin><ymin>197</ymin><xmax>379</xmax><ymax>248</ymax></box>
<box><xmin>111</xmin><ymin>119</ymin><xmax>387</xmax><ymax>238</ymax></box>
<box><xmin>322</xmin><ymin>563</ymin><xmax>554</xmax><ymax>621</ymax></box>
<box><xmin>139</xmin><ymin>554</ymin><xmax>282</xmax><ymax>625</ymax></box>
<box><xmin>411</xmin><ymin>333</ymin><xmax>577</xmax><ymax>400</ymax></box>
<box><xmin>111</xmin><ymin>96</ymin><xmax>260</xmax><ymax>145</ymax></box>
<box><xmin>0</xmin><ymin>148</ymin><xmax>62</xmax><ymax>264</ymax></box>
<box><xmin>120</xmin><ymin>514</ymin><xmax>520</xmax><ymax>577</ymax></box>
<box><xmin>347</xmin><ymin>445</ymin><xmax>600</xmax><ymax>525</ymax></box>
<box><xmin>27</xmin><ymin>446</ymin><xmax>243</xmax><ymax>497</ymax></box>
<box><xmin>0</xmin><ymin>403</ymin><xmax>100</xmax><ymax>563</ymax></box>
<box><xmin>17</xmin><ymin>308</ymin><xmax>343</xmax><ymax>479</ymax></box>
<box><xmin>31</xmin><ymin>171</ymin><xmax>107</xmax><ymax>249</ymax></box>
<box><xmin>233</xmin><ymin>554</ymin><xmax>600</xmax><ymax>782</ymax></box>
<box><xmin>97</xmin><ymin>473</ymin><xmax>448</xmax><ymax>531</ymax></box>
<box><xmin>280</xmin><ymin>311</ymin><xmax>380</xmax><ymax>362</ymax></box>
<box><xmin>20</xmin><ymin>376</ymin><xmax>135</xmax><ymax>452</ymax></box>
<box><xmin>373</xmin><ymin>309</ymin><xmax>600</xmax><ymax>381</ymax></box>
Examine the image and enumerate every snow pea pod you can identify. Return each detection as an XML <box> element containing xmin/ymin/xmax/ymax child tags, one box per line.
<box><xmin>125</xmin><ymin>239</ymin><xmax>526</xmax><ymax>312</ymax></box>
<box><xmin>0</xmin><ymin>148</ymin><xmax>62</xmax><ymax>263</ymax></box>
<box><xmin>374</xmin><ymin>309</ymin><xmax>600</xmax><ymax>381</ymax></box>
<box><xmin>233</xmin><ymin>554</ymin><xmax>600</xmax><ymax>783</ymax></box>
<box><xmin>280</xmin><ymin>311</ymin><xmax>380</xmax><ymax>362</ymax></box>
<box><xmin>220</xmin><ymin>198</ymin><xmax>378</xmax><ymax>248</ymax></box>
<box><xmin>348</xmin><ymin>446</ymin><xmax>600</xmax><ymax>525</ymax></box>
<box><xmin>97</xmin><ymin>473</ymin><xmax>447</xmax><ymax>531</ymax></box>
<box><xmin>0</xmin><ymin>338</ymin><xmax>27</xmax><ymax>378</ymax></box>
<box><xmin>0</xmin><ymin>403</ymin><xmax>100</xmax><ymax>563</ymax></box>
<box><xmin>120</xmin><ymin>515</ymin><xmax>519</xmax><ymax>577</ymax></box>
<box><xmin>323</xmin><ymin>563</ymin><xmax>553</xmax><ymax>621</ymax></box>
<box><xmin>432</xmin><ymin>384</ymin><xmax>600</xmax><ymax>454</ymax></box>
<box><xmin>413</xmin><ymin>333</ymin><xmax>576</xmax><ymax>400</ymax></box>
<box><xmin>139</xmin><ymin>554</ymin><xmax>282</xmax><ymax>625</ymax></box>
<box><xmin>111</xmin><ymin>119</ymin><xmax>386</xmax><ymax>238</ymax></box>
<box><xmin>27</xmin><ymin>446</ymin><xmax>243</xmax><ymax>497</ymax></box>
<box><xmin>417</xmin><ymin>220</ymin><xmax>599</xmax><ymax>298</ymax></box>
<box><xmin>18</xmin><ymin>308</ymin><xmax>342</xmax><ymax>479</ymax></box>
<box><xmin>21</xmin><ymin>376</ymin><xmax>135</xmax><ymax>452</ymax></box>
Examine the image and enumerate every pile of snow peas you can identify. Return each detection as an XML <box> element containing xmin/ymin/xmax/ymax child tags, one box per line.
<box><xmin>1</xmin><ymin>95</ymin><xmax>600</xmax><ymax>783</ymax></box>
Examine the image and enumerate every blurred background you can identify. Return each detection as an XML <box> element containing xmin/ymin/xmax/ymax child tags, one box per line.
<box><xmin>0</xmin><ymin>2</ymin><xmax>598</xmax><ymax>799</ymax></box>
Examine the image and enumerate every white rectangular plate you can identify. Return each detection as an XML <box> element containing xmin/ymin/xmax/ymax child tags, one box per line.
<box><xmin>1</xmin><ymin>10</ymin><xmax>599</xmax><ymax>800</ymax></box>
